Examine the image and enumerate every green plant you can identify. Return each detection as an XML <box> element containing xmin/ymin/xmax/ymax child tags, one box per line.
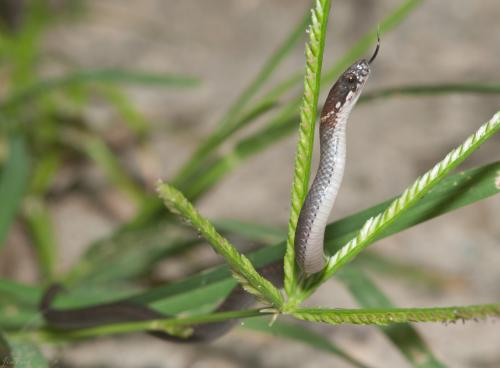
<box><xmin>0</xmin><ymin>1</ymin><xmax>200</xmax><ymax>281</ymax></box>
<box><xmin>1</xmin><ymin>0</ymin><xmax>499</xmax><ymax>366</ymax></box>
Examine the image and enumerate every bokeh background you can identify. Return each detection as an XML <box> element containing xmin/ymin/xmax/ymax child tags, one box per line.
<box><xmin>1</xmin><ymin>0</ymin><xmax>499</xmax><ymax>367</ymax></box>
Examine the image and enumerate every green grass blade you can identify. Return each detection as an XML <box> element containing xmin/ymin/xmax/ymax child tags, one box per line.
<box><xmin>133</xmin><ymin>160</ymin><xmax>500</xmax><ymax>305</ymax></box>
<box><xmin>306</xmin><ymin>112</ymin><xmax>500</xmax><ymax>294</ymax></box>
<box><xmin>338</xmin><ymin>266</ymin><xmax>445</xmax><ymax>368</ymax></box>
<box><xmin>66</xmin><ymin>224</ymin><xmax>201</xmax><ymax>284</ymax></box>
<box><xmin>0</xmin><ymin>135</ymin><xmax>29</xmax><ymax>249</ymax></box>
<box><xmin>214</xmin><ymin>219</ymin><xmax>285</xmax><ymax>244</ymax></box>
<box><xmin>292</xmin><ymin>304</ymin><xmax>500</xmax><ymax>325</ymax></box>
<box><xmin>244</xmin><ymin>318</ymin><xmax>374</xmax><ymax>368</ymax></box>
<box><xmin>0</xmin><ymin>279</ymin><xmax>40</xmax><ymax>305</ymax></box>
<box><xmin>173</xmin><ymin>13</ymin><xmax>308</xmax><ymax>185</ymax></box>
<box><xmin>355</xmin><ymin>252</ymin><xmax>453</xmax><ymax>291</ymax></box>
<box><xmin>361</xmin><ymin>83</ymin><xmax>500</xmax><ymax>103</ymax></box>
<box><xmin>97</xmin><ymin>85</ymin><xmax>150</xmax><ymax>137</ymax></box>
<box><xmin>1</xmin><ymin>69</ymin><xmax>200</xmax><ymax>110</ymax></box>
<box><xmin>157</xmin><ymin>181</ymin><xmax>284</xmax><ymax>308</ymax></box>
<box><xmin>0</xmin><ymin>305</ymin><xmax>40</xmax><ymax>331</ymax></box>
<box><xmin>30</xmin><ymin>153</ymin><xmax>61</xmax><ymax>196</ymax></box>
<box><xmin>0</xmin><ymin>277</ymin><xmax>41</xmax><ymax>331</ymax></box>
<box><xmin>23</xmin><ymin>197</ymin><xmax>57</xmax><ymax>280</ymax></box>
<box><xmin>284</xmin><ymin>0</ymin><xmax>331</xmax><ymax>297</ymax></box>
<box><xmin>77</xmin><ymin>134</ymin><xmax>146</xmax><ymax>206</ymax></box>
<box><xmin>0</xmin><ymin>278</ymin><xmax>139</xmax><ymax>312</ymax></box>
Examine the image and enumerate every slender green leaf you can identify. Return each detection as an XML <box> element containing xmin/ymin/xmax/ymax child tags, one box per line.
<box><xmin>355</xmin><ymin>252</ymin><xmax>454</xmax><ymax>290</ymax></box>
<box><xmin>65</xmin><ymin>223</ymin><xmax>201</xmax><ymax>284</ymax></box>
<box><xmin>97</xmin><ymin>85</ymin><xmax>150</xmax><ymax>137</ymax></box>
<box><xmin>0</xmin><ymin>278</ymin><xmax>138</xmax><ymax>315</ymax></box>
<box><xmin>23</xmin><ymin>197</ymin><xmax>57</xmax><ymax>279</ymax></box>
<box><xmin>338</xmin><ymin>266</ymin><xmax>445</xmax><ymax>368</ymax></box>
<box><xmin>284</xmin><ymin>0</ymin><xmax>332</xmax><ymax>297</ymax></box>
<box><xmin>1</xmin><ymin>69</ymin><xmax>200</xmax><ymax>110</ymax></box>
<box><xmin>0</xmin><ymin>303</ymin><xmax>41</xmax><ymax>331</ymax></box>
<box><xmin>157</xmin><ymin>181</ymin><xmax>283</xmax><ymax>308</ymax></box>
<box><xmin>0</xmin><ymin>136</ymin><xmax>29</xmax><ymax>248</ymax></box>
<box><xmin>215</xmin><ymin>219</ymin><xmax>285</xmax><ymax>244</ymax></box>
<box><xmin>244</xmin><ymin>318</ymin><xmax>373</xmax><ymax>368</ymax></box>
<box><xmin>0</xmin><ymin>279</ymin><xmax>40</xmax><ymax>306</ymax></box>
<box><xmin>29</xmin><ymin>152</ymin><xmax>61</xmax><ymax>195</ymax></box>
<box><xmin>361</xmin><ymin>83</ymin><xmax>500</xmax><ymax>103</ymax></box>
<box><xmin>77</xmin><ymin>134</ymin><xmax>146</xmax><ymax>206</ymax></box>
<box><xmin>292</xmin><ymin>303</ymin><xmax>500</xmax><ymax>325</ymax></box>
<box><xmin>0</xmin><ymin>277</ymin><xmax>234</xmax><ymax>331</ymax></box>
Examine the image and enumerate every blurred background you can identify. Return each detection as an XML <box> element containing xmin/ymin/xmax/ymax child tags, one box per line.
<box><xmin>0</xmin><ymin>0</ymin><xmax>499</xmax><ymax>367</ymax></box>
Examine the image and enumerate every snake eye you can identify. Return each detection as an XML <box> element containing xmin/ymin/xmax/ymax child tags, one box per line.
<box><xmin>346</xmin><ymin>74</ymin><xmax>357</xmax><ymax>84</ymax></box>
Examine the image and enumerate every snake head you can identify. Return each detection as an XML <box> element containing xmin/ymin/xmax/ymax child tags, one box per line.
<box><xmin>321</xmin><ymin>60</ymin><xmax>371</xmax><ymax>123</ymax></box>
<box><xmin>321</xmin><ymin>35</ymin><xmax>379</xmax><ymax>124</ymax></box>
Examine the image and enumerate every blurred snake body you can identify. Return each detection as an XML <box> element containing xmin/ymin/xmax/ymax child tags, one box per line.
<box><xmin>40</xmin><ymin>40</ymin><xmax>378</xmax><ymax>342</ymax></box>
<box><xmin>40</xmin><ymin>262</ymin><xmax>284</xmax><ymax>342</ymax></box>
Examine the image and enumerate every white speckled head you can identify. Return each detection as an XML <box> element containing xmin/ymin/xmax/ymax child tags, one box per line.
<box><xmin>320</xmin><ymin>36</ymin><xmax>380</xmax><ymax>124</ymax></box>
<box><xmin>320</xmin><ymin>60</ymin><xmax>371</xmax><ymax>124</ymax></box>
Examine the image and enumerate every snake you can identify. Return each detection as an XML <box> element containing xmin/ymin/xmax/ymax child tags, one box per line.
<box><xmin>40</xmin><ymin>262</ymin><xmax>284</xmax><ymax>342</ymax></box>
<box><xmin>295</xmin><ymin>36</ymin><xmax>379</xmax><ymax>274</ymax></box>
<box><xmin>39</xmin><ymin>38</ymin><xmax>379</xmax><ymax>342</ymax></box>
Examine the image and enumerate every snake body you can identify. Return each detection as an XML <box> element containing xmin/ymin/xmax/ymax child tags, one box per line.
<box><xmin>39</xmin><ymin>41</ymin><xmax>378</xmax><ymax>341</ymax></box>
<box><xmin>294</xmin><ymin>55</ymin><xmax>375</xmax><ymax>274</ymax></box>
<box><xmin>40</xmin><ymin>262</ymin><xmax>284</xmax><ymax>342</ymax></box>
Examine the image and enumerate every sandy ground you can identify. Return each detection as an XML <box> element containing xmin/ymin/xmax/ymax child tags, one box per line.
<box><xmin>3</xmin><ymin>0</ymin><xmax>500</xmax><ymax>367</ymax></box>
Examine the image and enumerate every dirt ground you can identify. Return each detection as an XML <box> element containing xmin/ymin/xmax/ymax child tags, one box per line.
<box><xmin>5</xmin><ymin>0</ymin><xmax>500</xmax><ymax>367</ymax></box>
